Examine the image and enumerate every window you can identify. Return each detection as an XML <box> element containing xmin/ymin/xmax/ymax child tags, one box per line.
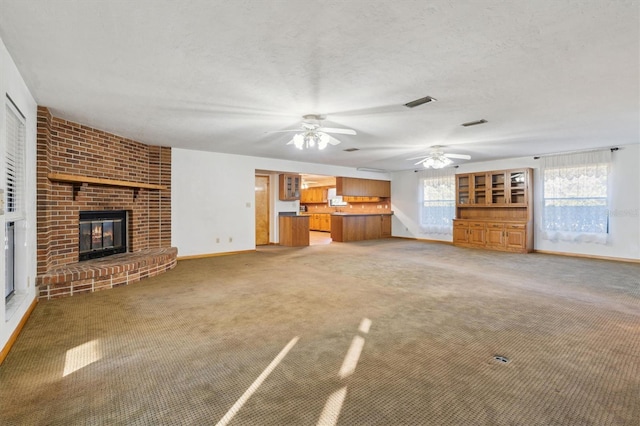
<box><xmin>5</xmin><ymin>98</ymin><xmax>26</xmax><ymax>221</ymax></box>
<box><xmin>541</xmin><ymin>150</ymin><xmax>611</xmax><ymax>244</ymax></box>
<box><xmin>419</xmin><ymin>169</ymin><xmax>455</xmax><ymax>235</ymax></box>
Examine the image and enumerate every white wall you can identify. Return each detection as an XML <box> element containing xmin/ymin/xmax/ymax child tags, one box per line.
<box><xmin>172</xmin><ymin>148</ymin><xmax>390</xmax><ymax>257</ymax></box>
<box><xmin>390</xmin><ymin>144</ymin><xmax>640</xmax><ymax>260</ymax></box>
<box><xmin>0</xmin><ymin>36</ymin><xmax>38</xmax><ymax>354</ymax></box>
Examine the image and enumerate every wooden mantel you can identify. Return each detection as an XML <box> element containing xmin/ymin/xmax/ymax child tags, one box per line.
<box><xmin>48</xmin><ymin>173</ymin><xmax>167</xmax><ymax>190</ymax></box>
<box><xmin>48</xmin><ymin>173</ymin><xmax>167</xmax><ymax>200</ymax></box>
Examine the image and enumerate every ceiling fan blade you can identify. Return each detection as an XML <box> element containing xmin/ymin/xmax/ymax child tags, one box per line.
<box><xmin>317</xmin><ymin>132</ymin><xmax>342</xmax><ymax>145</ymax></box>
<box><xmin>414</xmin><ymin>158</ymin><xmax>428</xmax><ymax>165</ymax></box>
<box><xmin>444</xmin><ymin>153</ymin><xmax>471</xmax><ymax>160</ymax></box>
<box><xmin>266</xmin><ymin>129</ymin><xmax>300</xmax><ymax>134</ymax></box>
<box><xmin>318</xmin><ymin>127</ymin><xmax>357</xmax><ymax>136</ymax></box>
<box><xmin>406</xmin><ymin>155</ymin><xmax>429</xmax><ymax>161</ymax></box>
<box><xmin>286</xmin><ymin>138</ymin><xmax>295</xmax><ymax>145</ymax></box>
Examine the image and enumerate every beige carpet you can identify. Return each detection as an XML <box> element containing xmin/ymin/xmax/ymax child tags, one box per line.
<box><xmin>1</xmin><ymin>239</ymin><xmax>638</xmax><ymax>425</ymax></box>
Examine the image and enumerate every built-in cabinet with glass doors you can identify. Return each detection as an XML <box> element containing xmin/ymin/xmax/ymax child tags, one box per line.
<box><xmin>454</xmin><ymin>168</ymin><xmax>533</xmax><ymax>253</ymax></box>
<box><xmin>279</xmin><ymin>174</ymin><xmax>301</xmax><ymax>201</ymax></box>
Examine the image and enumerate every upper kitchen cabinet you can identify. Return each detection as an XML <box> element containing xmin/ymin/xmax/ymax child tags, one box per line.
<box><xmin>300</xmin><ymin>186</ymin><xmax>329</xmax><ymax>203</ymax></box>
<box><xmin>279</xmin><ymin>174</ymin><xmax>301</xmax><ymax>201</ymax></box>
<box><xmin>336</xmin><ymin>177</ymin><xmax>390</xmax><ymax>197</ymax></box>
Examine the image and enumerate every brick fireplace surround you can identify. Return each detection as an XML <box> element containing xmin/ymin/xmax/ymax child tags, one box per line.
<box><xmin>36</xmin><ymin>107</ymin><xmax>177</xmax><ymax>300</ymax></box>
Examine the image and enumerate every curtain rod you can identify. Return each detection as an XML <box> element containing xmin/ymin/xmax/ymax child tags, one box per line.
<box><xmin>533</xmin><ymin>147</ymin><xmax>618</xmax><ymax>160</ymax></box>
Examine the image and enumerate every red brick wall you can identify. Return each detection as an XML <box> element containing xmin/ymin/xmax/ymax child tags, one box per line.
<box><xmin>36</xmin><ymin>107</ymin><xmax>171</xmax><ymax>274</ymax></box>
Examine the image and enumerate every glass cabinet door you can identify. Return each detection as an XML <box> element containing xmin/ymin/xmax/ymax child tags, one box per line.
<box><xmin>489</xmin><ymin>172</ymin><xmax>506</xmax><ymax>204</ymax></box>
<box><xmin>473</xmin><ymin>173</ymin><xmax>487</xmax><ymax>204</ymax></box>
<box><xmin>508</xmin><ymin>170</ymin><xmax>527</xmax><ymax>205</ymax></box>
<box><xmin>457</xmin><ymin>174</ymin><xmax>470</xmax><ymax>205</ymax></box>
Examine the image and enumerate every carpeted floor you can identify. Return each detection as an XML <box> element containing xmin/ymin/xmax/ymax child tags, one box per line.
<box><xmin>1</xmin><ymin>239</ymin><xmax>638</xmax><ymax>425</ymax></box>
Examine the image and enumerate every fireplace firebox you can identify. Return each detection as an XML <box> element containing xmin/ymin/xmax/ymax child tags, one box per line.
<box><xmin>79</xmin><ymin>210</ymin><xmax>128</xmax><ymax>261</ymax></box>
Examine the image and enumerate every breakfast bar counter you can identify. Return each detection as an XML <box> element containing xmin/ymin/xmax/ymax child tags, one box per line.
<box><xmin>330</xmin><ymin>213</ymin><xmax>393</xmax><ymax>242</ymax></box>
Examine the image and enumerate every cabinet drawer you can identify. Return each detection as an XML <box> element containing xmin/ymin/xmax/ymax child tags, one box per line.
<box><xmin>487</xmin><ymin>223</ymin><xmax>504</xmax><ymax>229</ymax></box>
<box><xmin>453</xmin><ymin>221</ymin><xmax>469</xmax><ymax>228</ymax></box>
<box><xmin>469</xmin><ymin>222</ymin><xmax>485</xmax><ymax>228</ymax></box>
<box><xmin>506</xmin><ymin>223</ymin><xmax>526</xmax><ymax>230</ymax></box>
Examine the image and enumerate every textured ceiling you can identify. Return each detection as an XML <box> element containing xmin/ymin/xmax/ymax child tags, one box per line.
<box><xmin>0</xmin><ymin>0</ymin><xmax>638</xmax><ymax>171</ymax></box>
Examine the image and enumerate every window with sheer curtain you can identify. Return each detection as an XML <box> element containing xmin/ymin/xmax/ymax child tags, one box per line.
<box><xmin>419</xmin><ymin>168</ymin><xmax>455</xmax><ymax>235</ymax></box>
<box><xmin>541</xmin><ymin>150</ymin><xmax>611</xmax><ymax>244</ymax></box>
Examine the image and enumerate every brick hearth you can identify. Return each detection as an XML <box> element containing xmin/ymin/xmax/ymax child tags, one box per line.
<box><xmin>36</xmin><ymin>248</ymin><xmax>178</xmax><ymax>300</ymax></box>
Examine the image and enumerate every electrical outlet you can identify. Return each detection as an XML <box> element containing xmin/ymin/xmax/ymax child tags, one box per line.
<box><xmin>216</xmin><ymin>238</ymin><xmax>220</xmax><ymax>243</ymax></box>
<box><xmin>377</xmin><ymin>205</ymin><xmax>382</xmax><ymax>209</ymax></box>
<box><xmin>229</xmin><ymin>237</ymin><xmax>233</xmax><ymax>243</ymax></box>
<box><xmin>246</xmin><ymin>202</ymin><xmax>251</xmax><ymax>208</ymax></box>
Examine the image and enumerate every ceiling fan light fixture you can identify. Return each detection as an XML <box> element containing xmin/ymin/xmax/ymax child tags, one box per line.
<box><xmin>292</xmin><ymin>130</ymin><xmax>331</xmax><ymax>150</ymax></box>
<box><xmin>423</xmin><ymin>155</ymin><xmax>453</xmax><ymax>169</ymax></box>
<box><xmin>404</xmin><ymin>96</ymin><xmax>437</xmax><ymax>108</ymax></box>
<box><xmin>293</xmin><ymin>133</ymin><xmax>304</xmax><ymax>149</ymax></box>
<box><xmin>283</xmin><ymin>114</ymin><xmax>355</xmax><ymax>150</ymax></box>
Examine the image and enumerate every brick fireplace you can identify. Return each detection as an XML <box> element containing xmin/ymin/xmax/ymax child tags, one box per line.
<box><xmin>36</xmin><ymin>107</ymin><xmax>177</xmax><ymax>299</ymax></box>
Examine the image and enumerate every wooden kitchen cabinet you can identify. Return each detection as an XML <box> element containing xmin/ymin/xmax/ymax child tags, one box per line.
<box><xmin>381</xmin><ymin>215</ymin><xmax>391</xmax><ymax>237</ymax></box>
<box><xmin>342</xmin><ymin>196</ymin><xmax>382</xmax><ymax>203</ymax></box>
<box><xmin>485</xmin><ymin>222</ymin><xmax>505</xmax><ymax>249</ymax></box>
<box><xmin>505</xmin><ymin>223</ymin><xmax>527</xmax><ymax>251</ymax></box>
<box><xmin>454</xmin><ymin>168</ymin><xmax>533</xmax><ymax>253</ymax></box>
<box><xmin>453</xmin><ymin>221</ymin><xmax>469</xmax><ymax>244</ymax></box>
<box><xmin>320</xmin><ymin>214</ymin><xmax>331</xmax><ymax>232</ymax></box>
<box><xmin>453</xmin><ymin>219</ymin><xmax>529</xmax><ymax>252</ymax></box>
<box><xmin>309</xmin><ymin>214</ymin><xmax>320</xmax><ymax>230</ymax></box>
<box><xmin>279</xmin><ymin>174</ymin><xmax>301</xmax><ymax>201</ymax></box>
<box><xmin>308</xmin><ymin>213</ymin><xmax>331</xmax><ymax>232</ymax></box>
<box><xmin>336</xmin><ymin>177</ymin><xmax>390</xmax><ymax>197</ymax></box>
<box><xmin>468</xmin><ymin>221</ymin><xmax>486</xmax><ymax>246</ymax></box>
<box><xmin>301</xmin><ymin>186</ymin><xmax>329</xmax><ymax>204</ymax></box>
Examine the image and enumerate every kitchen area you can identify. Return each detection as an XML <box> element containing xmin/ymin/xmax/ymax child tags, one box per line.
<box><xmin>278</xmin><ymin>174</ymin><xmax>393</xmax><ymax>246</ymax></box>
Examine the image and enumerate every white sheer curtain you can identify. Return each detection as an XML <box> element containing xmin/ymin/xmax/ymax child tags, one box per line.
<box><xmin>418</xmin><ymin>168</ymin><xmax>455</xmax><ymax>235</ymax></box>
<box><xmin>541</xmin><ymin>149</ymin><xmax>611</xmax><ymax>244</ymax></box>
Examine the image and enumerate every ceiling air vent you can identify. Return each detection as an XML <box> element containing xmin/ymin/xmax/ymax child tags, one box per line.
<box><xmin>343</xmin><ymin>148</ymin><xmax>360</xmax><ymax>152</ymax></box>
<box><xmin>404</xmin><ymin>96</ymin><xmax>437</xmax><ymax>108</ymax></box>
<box><xmin>461</xmin><ymin>119</ymin><xmax>488</xmax><ymax>127</ymax></box>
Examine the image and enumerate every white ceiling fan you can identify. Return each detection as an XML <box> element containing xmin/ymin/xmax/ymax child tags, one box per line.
<box><xmin>408</xmin><ymin>146</ymin><xmax>471</xmax><ymax>169</ymax></box>
<box><xmin>267</xmin><ymin>114</ymin><xmax>357</xmax><ymax>150</ymax></box>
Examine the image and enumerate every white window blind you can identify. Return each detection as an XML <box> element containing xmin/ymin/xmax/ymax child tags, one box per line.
<box><xmin>5</xmin><ymin>100</ymin><xmax>26</xmax><ymax>221</ymax></box>
<box><xmin>419</xmin><ymin>168</ymin><xmax>455</xmax><ymax>235</ymax></box>
<box><xmin>541</xmin><ymin>149</ymin><xmax>611</xmax><ymax>244</ymax></box>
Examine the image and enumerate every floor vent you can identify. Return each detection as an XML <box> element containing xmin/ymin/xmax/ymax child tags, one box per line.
<box><xmin>493</xmin><ymin>355</ymin><xmax>510</xmax><ymax>364</ymax></box>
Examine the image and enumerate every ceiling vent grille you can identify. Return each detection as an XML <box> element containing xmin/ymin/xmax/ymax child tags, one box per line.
<box><xmin>461</xmin><ymin>119</ymin><xmax>488</xmax><ymax>127</ymax></box>
<box><xmin>343</xmin><ymin>148</ymin><xmax>360</xmax><ymax>152</ymax></box>
<box><xmin>404</xmin><ymin>96</ymin><xmax>437</xmax><ymax>108</ymax></box>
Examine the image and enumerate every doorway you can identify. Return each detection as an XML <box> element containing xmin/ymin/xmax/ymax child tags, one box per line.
<box><xmin>255</xmin><ymin>175</ymin><xmax>270</xmax><ymax>245</ymax></box>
